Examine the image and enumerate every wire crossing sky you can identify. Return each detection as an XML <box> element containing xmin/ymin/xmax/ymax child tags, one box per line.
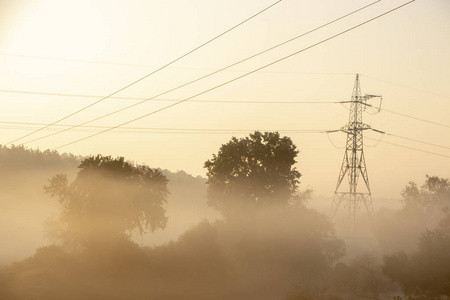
<box><xmin>5</xmin><ymin>0</ymin><xmax>283</xmax><ymax>146</ymax></box>
<box><xmin>52</xmin><ymin>0</ymin><xmax>416</xmax><ymax>150</ymax></box>
<box><xmin>16</xmin><ymin>0</ymin><xmax>382</xmax><ymax>146</ymax></box>
<box><xmin>0</xmin><ymin>0</ymin><xmax>448</xmax><ymax>198</ymax></box>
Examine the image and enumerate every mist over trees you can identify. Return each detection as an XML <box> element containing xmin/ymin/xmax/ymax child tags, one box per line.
<box><xmin>0</xmin><ymin>145</ymin><xmax>79</xmax><ymax>170</ymax></box>
<box><xmin>402</xmin><ymin>175</ymin><xmax>450</xmax><ymax>217</ymax></box>
<box><xmin>0</xmin><ymin>145</ymin><xmax>80</xmax><ymax>194</ymax></box>
<box><xmin>44</xmin><ymin>155</ymin><xmax>169</xmax><ymax>251</ymax></box>
<box><xmin>204</xmin><ymin>131</ymin><xmax>303</xmax><ymax>217</ymax></box>
<box><xmin>375</xmin><ymin>175</ymin><xmax>450</xmax><ymax>254</ymax></box>
<box><xmin>1</xmin><ymin>134</ymin><xmax>449</xmax><ymax>299</ymax></box>
<box><xmin>381</xmin><ymin>177</ymin><xmax>450</xmax><ymax>299</ymax></box>
<box><xmin>383</xmin><ymin>213</ymin><xmax>450</xmax><ymax>299</ymax></box>
<box><xmin>0</xmin><ymin>146</ymin><xmax>81</xmax><ymax>266</ymax></box>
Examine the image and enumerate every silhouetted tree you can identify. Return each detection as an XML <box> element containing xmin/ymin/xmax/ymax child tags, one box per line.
<box><xmin>402</xmin><ymin>175</ymin><xmax>450</xmax><ymax>216</ymax></box>
<box><xmin>374</xmin><ymin>175</ymin><xmax>450</xmax><ymax>254</ymax></box>
<box><xmin>45</xmin><ymin>155</ymin><xmax>169</xmax><ymax>250</ymax></box>
<box><xmin>204</xmin><ymin>131</ymin><xmax>301</xmax><ymax>217</ymax></box>
<box><xmin>0</xmin><ymin>145</ymin><xmax>79</xmax><ymax>171</ymax></box>
<box><xmin>383</xmin><ymin>212</ymin><xmax>450</xmax><ymax>299</ymax></box>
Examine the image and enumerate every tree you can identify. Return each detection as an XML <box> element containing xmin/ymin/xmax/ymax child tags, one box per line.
<box><xmin>374</xmin><ymin>175</ymin><xmax>450</xmax><ymax>253</ymax></box>
<box><xmin>204</xmin><ymin>131</ymin><xmax>301</xmax><ymax>216</ymax></box>
<box><xmin>401</xmin><ymin>175</ymin><xmax>450</xmax><ymax>216</ymax></box>
<box><xmin>45</xmin><ymin>155</ymin><xmax>169</xmax><ymax>250</ymax></box>
<box><xmin>383</xmin><ymin>212</ymin><xmax>450</xmax><ymax>299</ymax></box>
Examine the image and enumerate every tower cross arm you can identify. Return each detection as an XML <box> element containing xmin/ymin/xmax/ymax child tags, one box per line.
<box><xmin>340</xmin><ymin>123</ymin><xmax>372</xmax><ymax>133</ymax></box>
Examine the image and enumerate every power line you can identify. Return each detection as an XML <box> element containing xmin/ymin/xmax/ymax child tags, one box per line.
<box><xmin>361</xmin><ymin>74</ymin><xmax>450</xmax><ymax>101</ymax></box>
<box><xmin>8</xmin><ymin>126</ymin><xmax>449</xmax><ymax>161</ymax></box>
<box><xmin>6</xmin><ymin>89</ymin><xmax>450</xmax><ymax>130</ymax></box>
<box><xmin>0</xmin><ymin>120</ymin><xmax>327</xmax><ymax>135</ymax></box>
<box><xmin>325</xmin><ymin>131</ymin><xmax>345</xmax><ymax>149</ymax></box>
<box><xmin>4</xmin><ymin>0</ymin><xmax>282</xmax><ymax>145</ymax></box>
<box><xmin>5</xmin><ymin>128</ymin><xmax>326</xmax><ymax>135</ymax></box>
<box><xmin>382</xmin><ymin>108</ymin><xmax>450</xmax><ymax>129</ymax></box>
<box><xmin>389</xmin><ymin>134</ymin><xmax>450</xmax><ymax>151</ymax></box>
<box><xmin>0</xmin><ymin>89</ymin><xmax>340</xmax><ymax>104</ymax></box>
<box><xmin>340</xmin><ymin>97</ymin><xmax>450</xmax><ymax>129</ymax></box>
<box><xmin>0</xmin><ymin>89</ymin><xmax>142</xmax><ymax>100</ymax></box>
<box><xmin>0</xmin><ymin>53</ymin><xmax>354</xmax><ymax>76</ymax></box>
<box><xmin>328</xmin><ymin>128</ymin><xmax>450</xmax><ymax>153</ymax></box>
<box><xmin>369</xmin><ymin>129</ymin><xmax>450</xmax><ymax>151</ymax></box>
<box><xmin>5</xmin><ymin>88</ymin><xmax>449</xmax><ymax>131</ymax></box>
<box><xmin>364</xmin><ymin>132</ymin><xmax>385</xmax><ymax>147</ymax></box>
<box><xmin>327</xmin><ymin>128</ymin><xmax>450</xmax><ymax>159</ymax></box>
<box><xmin>0</xmin><ymin>53</ymin><xmax>166</xmax><ymax>69</ymax></box>
<box><xmin>365</xmin><ymin>136</ymin><xmax>450</xmax><ymax>159</ymax></box>
<box><xmin>52</xmin><ymin>1</ymin><xmax>416</xmax><ymax>150</ymax></box>
<box><xmin>18</xmin><ymin>0</ymin><xmax>382</xmax><ymax>145</ymax></box>
<box><xmin>3</xmin><ymin>86</ymin><xmax>450</xmax><ymax>128</ymax></box>
<box><xmin>10</xmin><ymin>118</ymin><xmax>450</xmax><ymax>152</ymax></box>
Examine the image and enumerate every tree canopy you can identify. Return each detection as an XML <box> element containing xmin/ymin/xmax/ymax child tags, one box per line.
<box><xmin>401</xmin><ymin>175</ymin><xmax>450</xmax><ymax>216</ymax></box>
<box><xmin>383</xmin><ymin>212</ymin><xmax>450</xmax><ymax>299</ymax></box>
<box><xmin>375</xmin><ymin>175</ymin><xmax>450</xmax><ymax>253</ymax></box>
<box><xmin>45</xmin><ymin>155</ymin><xmax>169</xmax><ymax>249</ymax></box>
<box><xmin>204</xmin><ymin>131</ymin><xmax>301</xmax><ymax>217</ymax></box>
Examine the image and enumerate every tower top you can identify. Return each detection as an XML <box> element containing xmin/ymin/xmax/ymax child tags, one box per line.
<box><xmin>352</xmin><ymin>74</ymin><xmax>361</xmax><ymax>99</ymax></box>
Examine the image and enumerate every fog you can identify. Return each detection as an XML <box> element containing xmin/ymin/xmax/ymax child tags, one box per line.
<box><xmin>0</xmin><ymin>148</ymin><xmax>218</xmax><ymax>267</ymax></box>
<box><xmin>0</xmin><ymin>148</ymin><xmax>79</xmax><ymax>267</ymax></box>
<box><xmin>1</xmin><ymin>146</ymin><xmax>449</xmax><ymax>300</ymax></box>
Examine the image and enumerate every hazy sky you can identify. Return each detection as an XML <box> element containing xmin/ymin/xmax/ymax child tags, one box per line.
<box><xmin>0</xmin><ymin>0</ymin><xmax>449</xmax><ymax>200</ymax></box>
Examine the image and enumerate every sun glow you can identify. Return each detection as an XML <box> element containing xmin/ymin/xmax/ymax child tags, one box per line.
<box><xmin>5</xmin><ymin>1</ymin><xmax>113</xmax><ymax>60</ymax></box>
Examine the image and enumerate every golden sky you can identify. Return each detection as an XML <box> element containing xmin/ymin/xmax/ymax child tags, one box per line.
<box><xmin>0</xmin><ymin>0</ymin><xmax>449</xmax><ymax>199</ymax></box>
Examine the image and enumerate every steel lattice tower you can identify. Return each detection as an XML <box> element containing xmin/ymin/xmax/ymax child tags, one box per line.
<box><xmin>330</xmin><ymin>74</ymin><xmax>381</xmax><ymax>228</ymax></box>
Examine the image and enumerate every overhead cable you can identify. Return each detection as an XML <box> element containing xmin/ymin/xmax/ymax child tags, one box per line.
<box><xmin>4</xmin><ymin>87</ymin><xmax>450</xmax><ymax>129</ymax></box>
<box><xmin>325</xmin><ymin>132</ymin><xmax>345</xmax><ymax>149</ymax></box>
<box><xmin>0</xmin><ymin>53</ymin><xmax>353</xmax><ymax>76</ymax></box>
<box><xmin>389</xmin><ymin>134</ymin><xmax>450</xmax><ymax>150</ymax></box>
<box><xmin>365</xmin><ymin>137</ymin><xmax>450</xmax><ymax>159</ymax></box>
<box><xmin>18</xmin><ymin>0</ymin><xmax>381</xmax><ymax>145</ymax></box>
<box><xmin>52</xmin><ymin>0</ymin><xmax>416</xmax><ymax>150</ymax></box>
<box><xmin>369</xmin><ymin>129</ymin><xmax>450</xmax><ymax>151</ymax></box>
<box><xmin>0</xmin><ymin>89</ymin><xmax>340</xmax><ymax>104</ymax></box>
<box><xmin>0</xmin><ymin>120</ymin><xmax>327</xmax><ymax>134</ymax></box>
<box><xmin>383</xmin><ymin>108</ymin><xmax>450</xmax><ymax>129</ymax></box>
<box><xmin>361</xmin><ymin>74</ymin><xmax>450</xmax><ymax>101</ymax></box>
<box><xmin>4</xmin><ymin>0</ymin><xmax>283</xmax><ymax>145</ymax></box>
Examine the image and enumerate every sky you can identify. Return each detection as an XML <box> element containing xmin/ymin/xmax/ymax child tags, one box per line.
<box><xmin>0</xmin><ymin>0</ymin><xmax>449</xmax><ymax>201</ymax></box>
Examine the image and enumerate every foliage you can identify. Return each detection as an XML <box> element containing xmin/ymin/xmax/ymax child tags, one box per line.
<box><xmin>0</xmin><ymin>145</ymin><xmax>80</xmax><ymax>191</ymax></box>
<box><xmin>374</xmin><ymin>175</ymin><xmax>450</xmax><ymax>253</ymax></box>
<box><xmin>44</xmin><ymin>155</ymin><xmax>169</xmax><ymax>250</ymax></box>
<box><xmin>204</xmin><ymin>131</ymin><xmax>301</xmax><ymax>217</ymax></box>
<box><xmin>401</xmin><ymin>175</ymin><xmax>450</xmax><ymax>216</ymax></box>
<box><xmin>383</xmin><ymin>212</ymin><xmax>450</xmax><ymax>299</ymax></box>
<box><xmin>5</xmin><ymin>206</ymin><xmax>345</xmax><ymax>300</ymax></box>
<box><xmin>332</xmin><ymin>252</ymin><xmax>396</xmax><ymax>300</ymax></box>
<box><xmin>0</xmin><ymin>145</ymin><xmax>79</xmax><ymax>171</ymax></box>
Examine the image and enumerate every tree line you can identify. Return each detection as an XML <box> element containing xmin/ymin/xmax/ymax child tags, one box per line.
<box><xmin>1</xmin><ymin>132</ymin><xmax>449</xmax><ymax>300</ymax></box>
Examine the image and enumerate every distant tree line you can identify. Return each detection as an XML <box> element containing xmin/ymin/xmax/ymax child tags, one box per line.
<box><xmin>382</xmin><ymin>176</ymin><xmax>450</xmax><ymax>299</ymax></box>
<box><xmin>2</xmin><ymin>132</ymin><xmax>346</xmax><ymax>300</ymax></box>
<box><xmin>2</xmin><ymin>133</ymin><xmax>449</xmax><ymax>300</ymax></box>
<box><xmin>0</xmin><ymin>145</ymin><xmax>79</xmax><ymax>171</ymax></box>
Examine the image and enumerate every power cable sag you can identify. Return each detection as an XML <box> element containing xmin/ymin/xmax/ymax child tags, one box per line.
<box><xmin>53</xmin><ymin>0</ymin><xmax>416</xmax><ymax>150</ymax></box>
<box><xmin>5</xmin><ymin>0</ymin><xmax>283</xmax><ymax>145</ymax></box>
<box><xmin>16</xmin><ymin>0</ymin><xmax>382</xmax><ymax>146</ymax></box>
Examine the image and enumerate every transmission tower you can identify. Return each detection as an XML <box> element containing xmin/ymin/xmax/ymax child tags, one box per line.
<box><xmin>330</xmin><ymin>74</ymin><xmax>382</xmax><ymax>228</ymax></box>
